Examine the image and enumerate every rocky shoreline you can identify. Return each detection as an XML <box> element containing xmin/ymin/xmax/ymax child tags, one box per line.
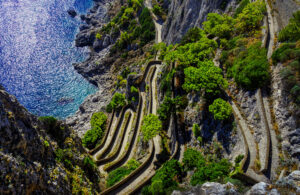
<box><xmin>66</xmin><ymin>0</ymin><xmax>117</xmax><ymax>137</ymax></box>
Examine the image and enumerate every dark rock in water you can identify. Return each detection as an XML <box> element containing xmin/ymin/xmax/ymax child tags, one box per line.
<box><xmin>79</xmin><ymin>24</ymin><xmax>90</xmax><ymax>31</ymax></box>
<box><xmin>75</xmin><ymin>30</ymin><xmax>95</xmax><ymax>47</ymax></box>
<box><xmin>80</xmin><ymin>14</ymin><xmax>86</xmax><ymax>21</ymax></box>
<box><xmin>67</xmin><ymin>8</ymin><xmax>77</xmax><ymax>18</ymax></box>
<box><xmin>56</xmin><ymin>97</ymin><xmax>74</xmax><ymax>105</ymax></box>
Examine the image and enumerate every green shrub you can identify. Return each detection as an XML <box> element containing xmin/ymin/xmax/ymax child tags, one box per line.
<box><xmin>235</xmin><ymin>0</ymin><xmax>266</xmax><ymax>33</ymax></box>
<box><xmin>82</xmin><ymin>126</ymin><xmax>103</xmax><ymax>149</ymax></box>
<box><xmin>157</xmin><ymin>95</ymin><xmax>187</xmax><ymax>121</ymax></box>
<box><xmin>44</xmin><ymin>140</ymin><xmax>50</xmax><ymax>148</ymax></box>
<box><xmin>183</xmin><ymin>148</ymin><xmax>205</xmax><ymax>171</ymax></box>
<box><xmin>209</xmin><ymin>98</ymin><xmax>232</xmax><ymax>121</ymax></box>
<box><xmin>203</xmin><ymin>13</ymin><xmax>234</xmax><ymax>39</ymax></box>
<box><xmin>141</xmin><ymin>114</ymin><xmax>162</xmax><ymax>141</ymax></box>
<box><xmin>39</xmin><ymin>116</ymin><xmax>57</xmax><ymax>130</ymax></box>
<box><xmin>146</xmin><ymin>160</ymin><xmax>183</xmax><ymax>194</ymax></box>
<box><xmin>152</xmin><ymin>4</ymin><xmax>163</xmax><ymax>16</ymax></box>
<box><xmin>192</xmin><ymin>123</ymin><xmax>201</xmax><ymax>138</ymax></box>
<box><xmin>107</xmin><ymin>93</ymin><xmax>126</xmax><ymax>112</ymax></box>
<box><xmin>106</xmin><ymin>159</ymin><xmax>140</xmax><ymax>187</ymax></box>
<box><xmin>130</xmin><ymin>86</ymin><xmax>138</xmax><ymax>93</ymax></box>
<box><xmin>229</xmin><ymin>42</ymin><xmax>269</xmax><ymax>90</ymax></box>
<box><xmin>191</xmin><ymin>158</ymin><xmax>232</xmax><ymax>185</ymax></box>
<box><xmin>234</xmin><ymin>0</ymin><xmax>250</xmax><ymax>17</ymax></box>
<box><xmin>181</xmin><ymin>27</ymin><xmax>205</xmax><ymax>45</ymax></box>
<box><xmin>278</xmin><ymin>11</ymin><xmax>300</xmax><ymax>42</ymax></box>
<box><xmin>90</xmin><ymin>112</ymin><xmax>107</xmax><ymax>129</ymax></box>
<box><xmin>139</xmin><ymin>7</ymin><xmax>155</xmax><ymax>46</ymax></box>
<box><xmin>183</xmin><ymin>61</ymin><xmax>228</xmax><ymax>96</ymax></box>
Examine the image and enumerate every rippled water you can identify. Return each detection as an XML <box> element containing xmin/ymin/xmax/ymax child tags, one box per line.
<box><xmin>0</xmin><ymin>0</ymin><xmax>97</xmax><ymax>119</ymax></box>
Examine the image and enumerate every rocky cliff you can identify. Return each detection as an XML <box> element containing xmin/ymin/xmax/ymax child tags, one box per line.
<box><xmin>0</xmin><ymin>86</ymin><xmax>100</xmax><ymax>194</ymax></box>
<box><xmin>161</xmin><ymin>0</ymin><xmax>237</xmax><ymax>44</ymax></box>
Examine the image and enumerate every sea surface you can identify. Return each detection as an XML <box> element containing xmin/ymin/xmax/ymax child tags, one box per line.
<box><xmin>0</xmin><ymin>0</ymin><xmax>97</xmax><ymax>119</ymax></box>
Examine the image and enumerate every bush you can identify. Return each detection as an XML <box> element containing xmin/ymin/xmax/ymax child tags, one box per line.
<box><xmin>183</xmin><ymin>61</ymin><xmax>228</xmax><ymax>96</ymax></box>
<box><xmin>234</xmin><ymin>0</ymin><xmax>250</xmax><ymax>18</ymax></box>
<box><xmin>181</xmin><ymin>27</ymin><xmax>205</xmax><ymax>45</ymax></box>
<box><xmin>82</xmin><ymin>126</ymin><xmax>103</xmax><ymax>149</ymax></box>
<box><xmin>139</xmin><ymin>7</ymin><xmax>155</xmax><ymax>45</ymax></box>
<box><xmin>146</xmin><ymin>160</ymin><xmax>183</xmax><ymax>194</ymax></box>
<box><xmin>107</xmin><ymin>93</ymin><xmax>126</xmax><ymax>112</ymax></box>
<box><xmin>90</xmin><ymin>112</ymin><xmax>107</xmax><ymax>129</ymax></box>
<box><xmin>106</xmin><ymin>159</ymin><xmax>140</xmax><ymax>187</ymax></box>
<box><xmin>39</xmin><ymin>116</ymin><xmax>57</xmax><ymax>130</ymax></box>
<box><xmin>278</xmin><ymin>11</ymin><xmax>300</xmax><ymax>42</ymax></box>
<box><xmin>229</xmin><ymin>42</ymin><xmax>269</xmax><ymax>90</ymax></box>
<box><xmin>152</xmin><ymin>4</ymin><xmax>163</xmax><ymax>17</ymax></box>
<box><xmin>191</xmin><ymin>158</ymin><xmax>232</xmax><ymax>185</ymax></box>
<box><xmin>141</xmin><ymin>114</ymin><xmax>162</xmax><ymax>141</ymax></box>
<box><xmin>203</xmin><ymin>13</ymin><xmax>234</xmax><ymax>39</ymax></box>
<box><xmin>192</xmin><ymin>123</ymin><xmax>201</xmax><ymax>138</ymax></box>
<box><xmin>183</xmin><ymin>148</ymin><xmax>205</xmax><ymax>171</ymax></box>
<box><xmin>235</xmin><ymin>0</ymin><xmax>266</xmax><ymax>33</ymax></box>
<box><xmin>209</xmin><ymin>98</ymin><xmax>232</xmax><ymax>121</ymax></box>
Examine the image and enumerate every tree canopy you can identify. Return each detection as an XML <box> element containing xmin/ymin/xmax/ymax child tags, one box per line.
<box><xmin>141</xmin><ymin>114</ymin><xmax>162</xmax><ymax>141</ymax></box>
<box><xmin>209</xmin><ymin>98</ymin><xmax>232</xmax><ymax>121</ymax></box>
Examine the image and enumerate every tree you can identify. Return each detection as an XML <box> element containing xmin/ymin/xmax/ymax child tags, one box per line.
<box><xmin>183</xmin><ymin>148</ymin><xmax>205</xmax><ymax>171</ymax></box>
<box><xmin>141</xmin><ymin>114</ymin><xmax>162</xmax><ymax>141</ymax></box>
<box><xmin>181</xmin><ymin>27</ymin><xmax>205</xmax><ymax>45</ymax></box>
<box><xmin>209</xmin><ymin>98</ymin><xmax>232</xmax><ymax>121</ymax></box>
<box><xmin>182</xmin><ymin>61</ymin><xmax>228</xmax><ymax>96</ymax></box>
<box><xmin>229</xmin><ymin>42</ymin><xmax>269</xmax><ymax>90</ymax></box>
<box><xmin>203</xmin><ymin>13</ymin><xmax>234</xmax><ymax>39</ymax></box>
<box><xmin>107</xmin><ymin>93</ymin><xmax>126</xmax><ymax>112</ymax></box>
<box><xmin>82</xmin><ymin>126</ymin><xmax>103</xmax><ymax>149</ymax></box>
<box><xmin>90</xmin><ymin>112</ymin><xmax>107</xmax><ymax>129</ymax></box>
<box><xmin>278</xmin><ymin>11</ymin><xmax>300</xmax><ymax>42</ymax></box>
<box><xmin>235</xmin><ymin>0</ymin><xmax>266</xmax><ymax>33</ymax></box>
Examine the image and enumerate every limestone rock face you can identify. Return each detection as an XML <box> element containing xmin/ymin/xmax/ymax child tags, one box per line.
<box><xmin>161</xmin><ymin>0</ymin><xmax>237</xmax><ymax>44</ymax></box>
<box><xmin>0</xmin><ymin>86</ymin><xmax>100</xmax><ymax>194</ymax></box>
<box><xmin>0</xmin><ymin>87</ymin><xmax>69</xmax><ymax>194</ymax></box>
<box><xmin>172</xmin><ymin>182</ymin><xmax>238</xmax><ymax>195</ymax></box>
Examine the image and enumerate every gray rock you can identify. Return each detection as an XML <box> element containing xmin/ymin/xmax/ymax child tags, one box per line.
<box><xmin>75</xmin><ymin>30</ymin><xmax>95</xmax><ymax>47</ymax></box>
<box><xmin>93</xmin><ymin>38</ymin><xmax>103</xmax><ymax>51</ymax></box>
<box><xmin>103</xmin><ymin>36</ymin><xmax>111</xmax><ymax>48</ymax></box>
<box><xmin>171</xmin><ymin>182</ymin><xmax>238</xmax><ymax>195</ymax></box>
<box><xmin>162</xmin><ymin>0</ymin><xmax>237</xmax><ymax>44</ymax></box>
<box><xmin>79</xmin><ymin>24</ymin><xmax>90</xmax><ymax>31</ymax></box>
<box><xmin>247</xmin><ymin>182</ymin><xmax>269</xmax><ymax>195</ymax></box>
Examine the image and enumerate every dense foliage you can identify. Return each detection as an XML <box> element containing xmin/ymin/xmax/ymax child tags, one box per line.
<box><xmin>157</xmin><ymin>95</ymin><xmax>187</xmax><ymax>121</ymax></box>
<box><xmin>235</xmin><ymin>0</ymin><xmax>266</xmax><ymax>33</ymax></box>
<box><xmin>82</xmin><ymin>112</ymin><xmax>107</xmax><ymax>149</ymax></box>
<box><xmin>278</xmin><ymin>11</ymin><xmax>300</xmax><ymax>42</ymax></box>
<box><xmin>142</xmin><ymin>160</ymin><xmax>183</xmax><ymax>194</ymax></box>
<box><xmin>106</xmin><ymin>92</ymin><xmax>126</xmax><ymax>112</ymax></box>
<box><xmin>180</xmin><ymin>27</ymin><xmax>205</xmax><ymax>45</ymax></box>
<box><xmin>141</xmin><ymin>114</ymin><xmax>162</xmax><ymax>141</ymax></box>
<box><xmin>106</xmin><ymin>159</ymin><xmax>140</xmax><ymax>187</ymax></box>
<box><xmin>182</xmin><ymin>60</ymin><xmax>228</xmax><ymax>96</ymax></box>
<box><xmin>209</xmin><ymin>98</ymin><xmax>232</xmax><ymax>121</ymax></box>
<box><xmin>203</xmin><ymin>13</ymin><xmax>234</xmax><ymax>39</ymax></box>
<box><xmin>183</xmin><ymin>149</ymin><xmax>232</xmax><ymax>185</ymax></box>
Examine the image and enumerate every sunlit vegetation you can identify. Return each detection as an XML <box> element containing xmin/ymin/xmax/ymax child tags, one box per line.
<box><xmin>182</xmin><ymin>60</ymin><xmax>228</xmax><ymax>96</ymax></box>
<box><xmin>157</xmin><ymin>94</ymin><xmax>188</xmax><ymax>122</ymax></box>
<box><xmin>98</xmin><ymin>0</ymin><xmax>155</xmax><ymax>54</ymax></box>
<box><xmin>182</xmin><ymin>148</ymin><xmax>232</xmax><ymax>185</ymax></box>
<box><xmin>82</xmin><ymin>112</ymin><xmax>107</xmax><ymax>149</ymax></box>
<box><xmin>209</xmin><ymin>98</ymin><xmax>232</xmax><ymax>121</ymax></box>
<box><xmin>141</xmin><ymin>114</ymin><xmax>162</xmax><ymax>141</ymax></box>
<box><xmin>142</xmin><ymin>159</ymin><xmax>183</xmax><ymax>194</ymax></box>
<box><xmin>278</xmin><ymin>11</ymin><xmax>300</xmax><ymax>42</ymax></box>
<box><xmin>106</xmin><ymin>159</ymin><xmax>140</xmax><ymax>187</ymax></box>
<box><xmin>106</xmin><ymin>92</ymin><xmax>126</xmax><ymax>113</ymax></box>
<box><xmin>272</xmin><ymin>11</ymin><xmax>300</xmax><ymax>105</ymax></box>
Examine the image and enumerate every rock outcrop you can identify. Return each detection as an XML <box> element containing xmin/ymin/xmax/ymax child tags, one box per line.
<box><xmin>161</xmin><ymin>0</ymin><xmax>237</xmax><ymax>44</ymax></box>
<box><xmin>0</xmin><ymin>86</ymin><xmax>100</xmax><ymax>194</ymax></box>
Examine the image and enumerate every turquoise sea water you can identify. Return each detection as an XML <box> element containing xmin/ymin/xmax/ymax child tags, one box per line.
<box><xmin>0</xmin><ymin>0</ymin><xmax>97</xmax><ymax>119</ymax></box>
